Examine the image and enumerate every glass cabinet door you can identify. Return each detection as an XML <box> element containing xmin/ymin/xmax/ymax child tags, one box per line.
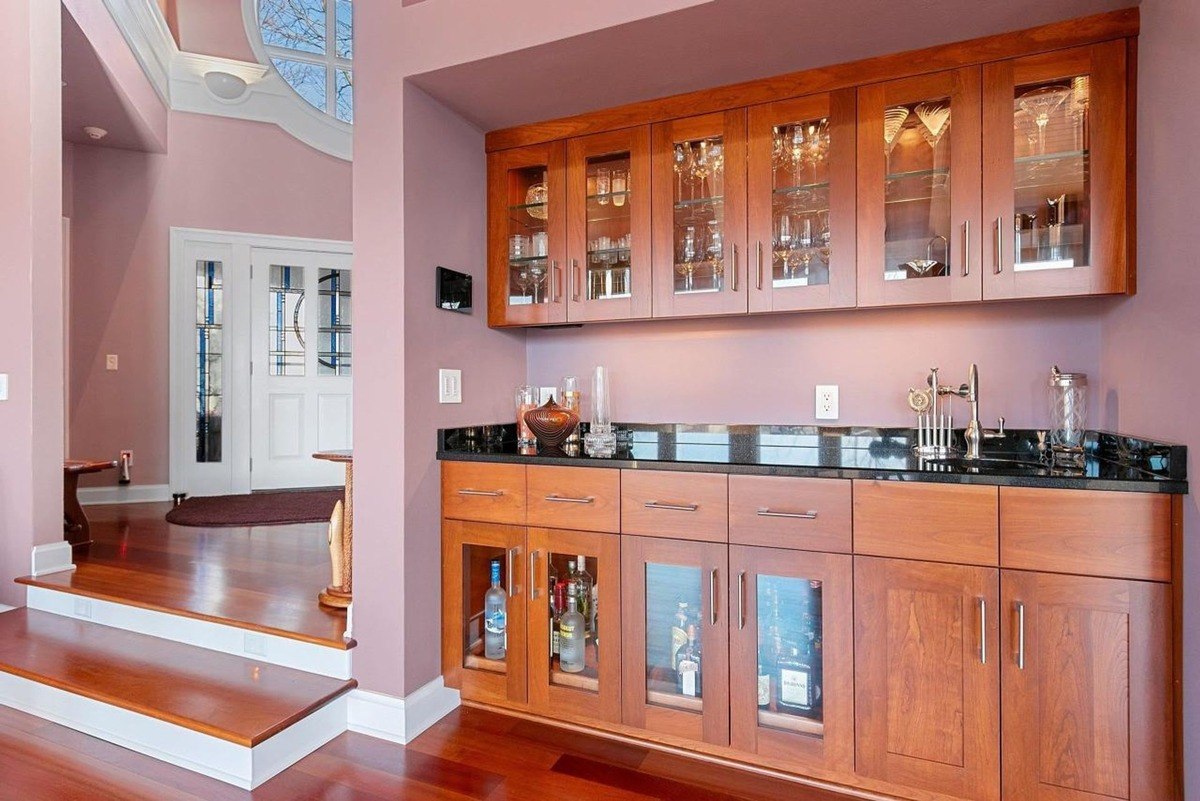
<box><xmin>621</xmin><ymin>536</ymin><xmax>729</xmax><ymax>746</ymax></box>
<box><xmin>747</xmin><ymin>90</ymin><xmax>857</xmax><ymax>312</ymax></box>
<box><xmin>526</xmin><ymin>528</ymin><xmax>621</xmax><ymax>723</ymax></box>
<box><xmin>441</xmin><ymin>520</ymin><xmax>527</xmax><ymax>705</ymax></box>
<box><xmin>729</xmin><ymin>546</ymin><xmax>854</xmax><ymax>774</ymax></box>
<box><xmin>983</xmin><ymin>41</ymin><xmax>1128</xmax><ymax>299</ymax></box>
<box><xmin>566</xmin><ymin>127</ymin><xmax>651</xmax><ymax>322</ymax></box>
<box><xmin>651</xmin><ymin>111</ymin><xmax>747</xmax><ymax>318</ymax></box>
<box><xmin>857</xmin><ymin>68</ymin><xmax>982</xmax><ymax>307</ymax></box>
<box><xmin>487</xmin><ymin>142</ymin><xmax>566</xmax><ymax>326</ymax></box>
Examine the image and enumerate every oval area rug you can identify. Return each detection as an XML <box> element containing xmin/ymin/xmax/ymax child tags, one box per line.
<box><xmin>165</xmin><ymin>490</ymin><xmax>342</xmax><ymax>527</ymax></box>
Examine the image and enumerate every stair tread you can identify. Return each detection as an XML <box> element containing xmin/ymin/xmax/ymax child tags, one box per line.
<box><xmin>0</xmin><ymin>608</ymin><xmax>355</xmax><ymax>746</ymax></box>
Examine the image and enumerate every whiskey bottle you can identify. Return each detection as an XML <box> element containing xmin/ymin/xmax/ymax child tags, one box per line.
<box><xmin>558</xmin><ymin>583</ymin><xmax>586</xmax><ymax>673</ymax></box>
<box><xmin>483</xmin><ymin>559</ymin><xmax>507</xmax><ymax>660</ymax></box>
<box><xmin>776</xmin><ymin>641</ymin><xmax>820</xmax><ymax>715</ymax></box>
<box><xmin>670</xmin><ymin>602</ymin><xmax>690</xmax><ymax>671</ymax></box>
<box><xmin>676</xmin><ymin>624</ymin><xmax>702</xmax><ymax>697</ymax></box>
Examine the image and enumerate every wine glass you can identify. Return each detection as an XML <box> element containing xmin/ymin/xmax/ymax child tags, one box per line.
<box><xmin>883</xmin><ymin>106</ymin><xmax>910</xmax><ymax>158</ymax></box>
<box><xmin>773</xmin><ymin>212</ymin><xmax>795</xmax><ymax>279</ymax></box>
<box><xmin>676</xmin><ymin>225</ymin><xmax>699</xmax><ymax>292</ymax></box>
<box><xmin>1018</xmin><ymin>86</ymin><xmax>1070</xmax><ymax>154</ymax></box>
<box><xmin>1070</xmin><ymin>76</ymin><xmax>1089</xmax><ymax>151</ymax></box>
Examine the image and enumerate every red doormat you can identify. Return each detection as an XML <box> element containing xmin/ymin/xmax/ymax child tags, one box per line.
<box><xmin>165</xmin><ymin>490</ymin><xmax>342</xmax><ymax>528</ymax></box>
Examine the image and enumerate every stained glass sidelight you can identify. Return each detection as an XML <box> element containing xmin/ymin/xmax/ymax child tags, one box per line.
<box><xmin>195</xmin><ymin>260</ymin><xmax>223</xmax><ymax>463</ymax></box>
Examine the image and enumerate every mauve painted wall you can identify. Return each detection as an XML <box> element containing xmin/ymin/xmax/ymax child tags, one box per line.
<box><xmin>528</xmin><ymin>301</ymin><xmax>1107</xmax><ymax>429</ymax></box>
<box><xmin>68</xmin><ymin>112</ymin><xmax>352</xmax><ymax>488</ymax></box>
<box><xmin>1100</xmin><ymin>0</ymin><xmax>1199</xmax><ymax>788</ymax></box>
<box><xmin>173</xmin><ymin>0</ymin><xmax>256</xmax><ymax>63</ymax></box>
<box><xmin>0</xmin><ymin>1</ymin><xmax>62</xmax><ymax>606</ymax></box>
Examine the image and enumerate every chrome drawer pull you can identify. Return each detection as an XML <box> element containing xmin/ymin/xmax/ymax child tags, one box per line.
<box><xmin>458</xmin><ymin>488</ymin><xmax>505</xmax><ymax>497</ymax></box>
<box><xmin>756</xmin><ymin>508</ymin><xmax>818</xmax><ymax>520</ymax></box>
<box><xmin>544</xmin><ymin>494</ymin><xmax>595</xmax><ymax>504</ymax></box>
<box><xmin>710</xmin><ymin>568</ymin><xmax>719</xmax><ymax>625</ymax></box>
<box><xmin>644</xmin><ymin>501</ymin><xmax>699</xmax><ymax>512</ymax></box>
<box><xmin>978</xmin><ymin>597</ymin><xmax>987</xmax><ymax>665</ymax></box>
<box><xmin>1016</xmin><ymin>601</ymin><xmax>1026</xmax><ymax>669</ymax></box>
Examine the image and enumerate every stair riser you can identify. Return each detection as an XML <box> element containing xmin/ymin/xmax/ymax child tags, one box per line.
<box><xmin>0</xmin><ymin>670</ymin><xmax>349</xmax><ymax>789</ymax></box>
<box><xmin>26</xmin><ymin>585</ymin><xmax>352</xmax><ymax>679</ymax></box>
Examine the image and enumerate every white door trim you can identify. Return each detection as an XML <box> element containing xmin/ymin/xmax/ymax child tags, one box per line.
<box><xmin>169</xmin><ymin>228</ymin><xmax>352</xmax><ymax>497</ymax></box>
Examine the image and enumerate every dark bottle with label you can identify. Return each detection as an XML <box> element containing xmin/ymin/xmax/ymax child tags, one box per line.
<box><xmin>775</xmin><ymin>642</ymin><xmax>819</xmax><ymax>716</ymax></box>
<box><xmin>676</xmin><ymin>624</ymin><xmax>702</xmax><ymax>698</ymax></box>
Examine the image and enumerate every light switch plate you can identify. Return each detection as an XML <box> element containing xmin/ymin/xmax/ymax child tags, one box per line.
<box><xmin>0</xmin><ymin>373</ymin><xmax>7</xmax><ymax>401</ymax></box>
<box><xmin>106</xmin><ymin>354</ymin><xmax>119</xmax><ymax>371</ymax></box>
<box><xmin>438</xmin><ymin>369</ymin><xmax>462</xmax><ymax>404</ymax></box>
<box><xmin>815</xmin><ymin>384</ymin><xmax>839</xmax><ymax>420</ymax></box>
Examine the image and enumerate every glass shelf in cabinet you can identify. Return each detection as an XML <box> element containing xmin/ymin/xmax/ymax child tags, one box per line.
<box><xmin>757</xmin><ymin>709</ymin><xmax>825</xmax><ymax>736</ymax></box>
<box><xmin>673</xmin><ymin>195</ymin><xmax>724</xmax><ymax>209</ymax></box>
<box><xmin>587</xmin><ymin>247</ymin><xmax>631</xmax><ymax>258</ymax></box>
<box><xmin>884</xmin><ymin>166</ymin><xmax>950</xmax><ymax>182</ymax></box>
<box><xmin>509</xmin><ymin>255</ymin><xmax>550</xmax><ymax>266</ymax></box>
<box><xmin>508</xmin><ymin>200</ymin><xmax>549</xmax><ymax>212</ymax></box>
<box><xmin>1014</xmin><ymin>149</ymin><xmax>1088</xmax><ymax>165</ymax></box>
<box><xmin>772</xmin><ymin>181</ymin><xmax>831</xmax><ymax>196</ymax></box>
<box><xmin>586</xmin><ymin>191</ymin><xmax>632</xmax><ymax>203</ymax></box>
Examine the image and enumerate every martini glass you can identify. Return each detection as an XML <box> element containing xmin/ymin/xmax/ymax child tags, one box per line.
<box><xmin>883</xmin><ymin>106</ymin><xmax>910</xmax><ymax>159</ymax></box>
<box><xmin>1018</xmin><ymin>86</ymin><xmax>1070</xmax><ymax>154</ymax></box>
<box><xmin>914</xmin><ymin>101</ymin><xmax>952</xmax><ymax>161</ymax></box>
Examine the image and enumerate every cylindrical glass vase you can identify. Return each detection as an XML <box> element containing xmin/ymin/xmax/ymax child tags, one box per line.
<box><xmin>1048</xmin><ymin>366</ymin><xmax>1087</xmax><ymax>455</ymax></box>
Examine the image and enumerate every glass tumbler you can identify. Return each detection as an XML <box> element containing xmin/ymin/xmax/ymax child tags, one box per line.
<box><xmin>1048</xmin><ymin>366</ymin><xmax>1087</xmax><ymax>455</ymax></box>
<box><xmin>516</xmin><ymin>384</ymin><xmax>538</xmax><ymax>448</ymax></box>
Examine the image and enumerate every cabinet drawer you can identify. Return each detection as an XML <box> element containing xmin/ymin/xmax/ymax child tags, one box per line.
<box><xmin>1000</xmin><ymin>487</ymin><xmax>1172</xmax><ymax>581</ymax></box>
<box><xmin>441</xmin><ymin>461</ymin><xmax>526</xmax><ymax>524</ymax></box>
<box><xmin>728</xmin><ymin>475</ymin><xmax>851</xmax><ymax>552</ymax></box>
<box><xmin>526</xmin><ymin>465</ymin><xmax>620</xmax><ymax>532</ymax></box>
<box><xmin>853</xmin><ymin>481</ymin><xmax>998</xmax><ymax>566</ymax></box>
<box><xmin>621</xmin><ymin>470</ymin><xmax>728</xmax><ymax>542</ymax></box>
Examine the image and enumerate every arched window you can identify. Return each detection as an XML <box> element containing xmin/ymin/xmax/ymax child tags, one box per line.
<box><xmin>254</xmin><ymin>0</ymin><xmax>352</xmax><ymax>123</ymax></box>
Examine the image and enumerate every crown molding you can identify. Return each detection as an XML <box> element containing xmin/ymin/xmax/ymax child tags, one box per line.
<box><xmin>99</xmin><ymin>0</ymin><xmax>176</xmax><ymax>104</ymax></box>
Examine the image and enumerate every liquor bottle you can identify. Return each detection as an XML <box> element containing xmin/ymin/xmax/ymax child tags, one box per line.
<box><xmin>776</xmin><ymin>641</ymin><xmax>820</xmax><ymax>715</ymax></box>
<box><xmin>757</xmin><ymin>640</ymin><xmax>773</xmax><ymax>710</ymax></box>
<box><xmin>553</xmin><ymin>561</ymin><xmax>570</xmax><ymax>655</ymax></box>
<box><xmin>572</xmin><ymin>555</ymin><xmax>594</xmax><ymax>635</ymax></box>
<box><xmin>548</xmin><ymin>560</ymin><xmax>560</xmax><ymax>657</ymax></box>
<box><xmin>483</xmin><ymin>559</ymin><xmax>507</xmax><ymax>660</ymax></box>
<box><xmin>670</xmin><ymin>602</ymin><xmax>691</xmax><ymax>671</ymax></box>
<box><xmin>558</xmin><ymin>583</ymin><xmax>586</xmax><ymax>673</ymax></box>
<box><xmin>763</xmin><ymin>587</ymin><xmax>783</xmax><ymax>711</ymax></box>
<box><xmin>676</xmin><ymin>624</ymin><xmax>702</xmax><ymax>697</ymax></box>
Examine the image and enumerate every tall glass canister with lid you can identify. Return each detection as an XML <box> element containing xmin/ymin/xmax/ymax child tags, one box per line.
<box><xmin>1048</xmin><ymin>366</ymin><xmax>1087</xmax><ymax>460</ymax></box>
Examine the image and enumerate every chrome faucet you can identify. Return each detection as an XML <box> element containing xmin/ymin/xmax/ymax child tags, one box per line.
<box><xmin>940</xmin><ymin>363</ymin><xmax>1006</xmax><ymax>459</ymax></box>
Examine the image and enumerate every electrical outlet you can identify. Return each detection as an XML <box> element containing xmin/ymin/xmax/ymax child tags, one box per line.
<box><xmin>815</xmin><ymin>384</ymin><xmax>839</xmax><ymax>420</ymax></box>
<box><xmin>106</xmin><ymin>354</ymin><xmax>119</xmax><ymax>371</ymax></box>
<box><xmin>120</xmin><ymin>449</ymin><xmax>133</xmax><ymax>467</ymax></box>
<box><xmin>438</xmin><ymin>369</ymin><xmax>462</xmax><ymax>404</ymax></box>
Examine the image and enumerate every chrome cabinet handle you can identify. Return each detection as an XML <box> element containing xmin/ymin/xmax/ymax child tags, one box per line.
<box><xmin>731</xmin><ymin>244</ymin><xmax>739</xmax><ymax>291</ymax></box>
<box><xmin>506</xmin><ymin>547</ymin><xmax>519</xmax><ymax>596</ymax></box>
<box><xmin>553</xmin><ymin>260</ymin><xmax>562</xmax><ymax>301</ymax></box>
<box><xmin>458</xmin><ymin>488</ymin><xmax>504</xmax><ymax>497</ymax></box>
<box><xmin>529</xmin><ymin>549</ymin><xmax>541</xmax><ymax>600</ymax></box>
<box><xmin>544</xmin><ymin>494</ymin><xmax>594</xmax><ymax>504</ymax></box>
<box><xmin>737</xmin><ymin>571</ymin><xmax>746</xmax><ymax>630</ymax></box>
<box><xmin>755</xmin><ymin>240</ymin><xmax>764</xmax><ymax>290</ymax></box>
<box><xmin>756</xmin><ymin>508</ymin><xmax>818</xmax><ymax>520</ymax></box>
<box><xmin>993</xmin><ymin>218</ymin><xmax>1003</xmax><ymax>274</ymax></box>
<box><xmin>571</xmin><ymin>258</ymin><xmax>581</xmax><ymax>302</ymax></box>
<box><xmin>644</xmin><ymin>501</ymin><xmax>699</xmax><ymax>512</ymax></box>
<box><xmin>1016</xmin><ymin>601</ymin><xmax>1026</xmax><ymax>669</ymax></box>
<box><xmin>962</xmin><ymin>220</ymin><xmax>970</xmax><ymax>277</ymax></box>
<box><xmin>710</xmin><ymin>568</ymin><xmax>719</xmax><ymax>626</ymax></box>
<box><xmin>978</xmin><ymin>597</ymin><xmax>987</xmax><ymax>665</ymax></box>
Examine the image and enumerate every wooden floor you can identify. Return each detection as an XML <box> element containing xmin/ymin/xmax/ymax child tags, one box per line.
<box><xmin>0</xmin><ymin>608</ymin><xmax>355</xmax><ymax>746</ymax></box>
<box><xmin>0</xmin><ymin>704</ymin><xmax>862</xmax><ymax>800</ymax></box>
<box><xmin>18</xmin><ymin>502</ymin><xmax>349</xmax><ymax>648</ymax></box>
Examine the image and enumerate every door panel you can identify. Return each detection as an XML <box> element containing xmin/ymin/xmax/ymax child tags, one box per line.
<box><xmin>855</xmin><ymin>556</ymin><xmax>1000</xmax><ymax>801</ymax></box>
<box><xmin>251</xmin><ymin>247</ymin><xmax>352</xmax><ymax>489</ymax></box>
<box><xmin>1001</xmin><ymin>570</ymin><xmax>1174</xmax><ymax>801</ymax></box>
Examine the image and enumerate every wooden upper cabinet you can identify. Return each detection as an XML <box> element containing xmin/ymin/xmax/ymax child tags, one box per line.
<box><xmin>855</xmin><ymin>556</ymin><xmax>1000</xmax><ymax>801</ymax></box>
<box><xmin>1000</xmin><ymin>571</ymin><xmax>1175</xmax><ymax>801</ymax></box>
<box><xmin>983</xmin><ymin>40</ymin><xmax>1130</xmax><ymax>299</ymax></box>
<box><xmin>566</xmin><ymin>127</ymin><xmax>653</xmax><ymax>322</ymax></box>
<box><xmin>651</xmin><ymin>110</ymin><xmax>748</xmax><ymax>318</ymax></box>
<box><xmin>487</xmin><ymin>142</ymin><xmax>568</xmax><ymax>327</ymax></box>
<box><xmin>857</xmin><ymin>67</ymin><xmax>983</xmax><ymax>307</ymax></box>
<box><xmin>747</xmin><ymin>90</ymin><xmax>857</xmax><ymax>312</ymax></box>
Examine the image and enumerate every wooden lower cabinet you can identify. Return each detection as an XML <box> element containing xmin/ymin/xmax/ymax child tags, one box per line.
<box><xmin>1000</xmin><ymin>570</ymin><xmax>1174</xmax><ymax>801</ymax></box>
<box><xmin>854</xmin><ymin>556</ymin><xmax>1001</xmax><ymax>801</ymax></box>
<box><xmin>621</xmin><ymin>535</ymin><xmax>730</xmax><ymax>747</ymax></box>
<box><xmin>526</xmin><ymin>527</ymin><xmax>622</xmax><ymax>723</ymax></box>
<box><xmin>729</xmin><ymin>545</ymin><xmax>854</xmax><ymax>775</ymax></box>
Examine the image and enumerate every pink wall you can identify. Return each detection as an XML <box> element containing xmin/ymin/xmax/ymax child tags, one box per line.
<box><xmin>528</xmin><ymin>301</ymin><xmax>1107</xmax><ymax>429</ymax></box>
<box><xmin>67</xmin><ymin>112</ymin><xmax>352</xmax><ymax>488</ymax></box>
<box><xmin>0</xmin><ymin>1</ymin><xmax>63</xmax><ymax>606</ymax></box>
<box><xmin>1100</xmin><ymin>0</ymin><xmax>1199</xmax><ymax>788</ymax></box>
<box><xmin>173</xmin><ymin>0</ymin><xmax>256</xmax><ymax>63</ymax></box>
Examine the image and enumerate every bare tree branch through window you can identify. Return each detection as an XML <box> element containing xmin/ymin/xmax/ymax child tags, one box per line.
<box><xmin>257</xmin><ymin>0</ymin><xmax>353</xmax><ymax>122</ymax></box>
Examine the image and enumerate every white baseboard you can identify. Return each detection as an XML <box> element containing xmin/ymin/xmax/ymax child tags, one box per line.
<box><xmin>79</xmin><ymin>483</ymin><xmax>172</xmax><ymax>506</ymax></box>
<box><xmin>26</xmin><ymin>586</ymin><xmax>352</xmax><ymax>679</ymax></box>
<box><xmin>0</xmin><ymin>605</ymin><xmax>14</xmax><ymax>614</ymax></box>
<box><xmin>30</xmin><ymin>542</ymin><xmax>75</xmax><ymax>577</ymax></box>
<box><xmin>346</xmin><ymin>677</ymin><xmax>460</xmax><ymax>745</ymax></box>
<box><xmin>0</xmin><ymin>668</ymin><xmax>347</xmax><ymax>789</ymax></box>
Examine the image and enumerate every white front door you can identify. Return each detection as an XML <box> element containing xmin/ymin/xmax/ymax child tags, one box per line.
<box><xmin>250</xmin><ymin>247</ymin><xmax>353</xmax><ymax>490</ymax></box>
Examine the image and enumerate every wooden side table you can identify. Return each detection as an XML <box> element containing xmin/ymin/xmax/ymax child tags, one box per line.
<box><xmin>313</xmin><ymin>450</ymin><xmax>352</xmax><ymax>608</ymax></box>
<box><xmin>63</xmin><ymin>459</ymin><xmax>118</xmax><ymax>548</ymax></box>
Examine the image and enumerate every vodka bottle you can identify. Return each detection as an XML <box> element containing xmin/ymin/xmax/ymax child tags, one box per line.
<box><xmin>558</xmin><ymin>584</ymin><xmax>586</xmax><ymax>673</ymax></box>
<box><xmin>676</xmin><ymin>624</ymin><xmax>702</xmax><ymax>697</ymax></box>
<box><xmin>572</xmin><ymin>555</ymin><xmax>594</xmax><ymax>634</ymax></box>
<box><xmin>483</xmin><ymin>559</ymin><xmax>507</xmax><ymax>660</ymax></box>
<box><xmin>548</xmin><ymin>560</ymin><xmax>560</xmax><ymax>656</ymax></box>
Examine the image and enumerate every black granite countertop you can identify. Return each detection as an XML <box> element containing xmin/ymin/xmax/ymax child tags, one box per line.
<box><xmin>437</xmin><ymin>423</ymin><xmax>1187</xmax><ymax>494</ymax></box>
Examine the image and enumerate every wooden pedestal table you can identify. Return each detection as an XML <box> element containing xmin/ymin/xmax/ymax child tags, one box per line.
<box><xmin>313</xmin><ymin>450</ymin><xmax>353</xmax><ymax>609</ymax></box>
<box><xmin>63</xmin><ymin>459</ymin><xmax>118</xmax><ymax>548</ymax></box>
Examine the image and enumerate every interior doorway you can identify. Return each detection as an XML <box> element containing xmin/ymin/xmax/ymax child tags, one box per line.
<box><xmin>169</xmin><ymin>228</ymin><xmax>352</xmax><ymax>497</ymax></box>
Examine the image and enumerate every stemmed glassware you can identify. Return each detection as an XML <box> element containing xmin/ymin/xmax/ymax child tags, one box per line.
<box><xmin>1070</xmin><ymin>76</ymin><xmax>1089</xmax><ymax>151</ymax></box>
<box><xmin>883</xmin><ymin>106</ymin><xmax>910</xmax><ymax>158</ymax></box>
<box><xmin>914</xmin><ymin>101</ymin><xmax>951</xmax><ymax>158</ymax></box>
<box><xmin>1018</xmin><ymin>86</ymin><xmax>1070</xmax><ymax>154</ymax></box>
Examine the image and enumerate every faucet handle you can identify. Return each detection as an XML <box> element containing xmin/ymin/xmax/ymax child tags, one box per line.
<box><xmin>996</xmin><ymin>416</ymin><xmax>1006</xmax><ymax>435</ymax></box>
